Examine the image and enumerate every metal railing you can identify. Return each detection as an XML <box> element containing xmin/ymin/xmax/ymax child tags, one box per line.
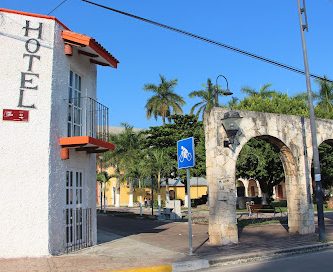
<box><xmin>66</xmin><ymin>97</ymin><xmax>109</xmax><ymax>142</ymax></box>
<box><xmin>64</xmin><ymin>208</ymin><xmax>92</xmax><ymax>253</ymax></box>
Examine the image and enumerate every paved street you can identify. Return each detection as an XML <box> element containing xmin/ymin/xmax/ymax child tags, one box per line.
<box><xmin>204</xmin><ymin>248</ymin><xmax>333</xmax><ymax>272</ymax></box>
<box><xmin>1</xmin><ymin>211</ymin><xmax>333</xmax><ymax>271</ymax></box>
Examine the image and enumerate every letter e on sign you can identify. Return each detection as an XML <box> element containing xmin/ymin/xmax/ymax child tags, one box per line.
<box><xmin>3</xmin><ymin>109</ymin><xmax>29</xmax><ymax>122</ymax></box>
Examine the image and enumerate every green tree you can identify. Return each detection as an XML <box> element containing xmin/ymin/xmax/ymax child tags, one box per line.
<box><xmin>142</xmin><ymin>114</ymin><xmax>206</xmax><ymax>201</ymax></box>
<box><xmin>189</xmin><ymin>79</ymin><xmax>216</xmax><ymax>119</ymax></box>
<box><xmin>236</xmin><ymin>138</ymin><xmax>284</xmax><ymax>204</ymax></box>
<box><xmin>144</xmin><ymin>74</ymin><xmax>185</xmax><ymax>125</ymax></box>
<box><xmin>235</xmin><ymin>92</ymin><xmax>309</xmax><ymax>116</ymax></box>
<box><xmin>105</xmin><ymin>123</ymin><xmax>143</xmax><ymax>207</ymax></box>
<box><xmin>135</xmin><ymin>154</ymin><xmax>153</xmax><ymax>204</ymax></box>
<box><xmin>228</xmin><ymin>97</ymin><xmax>239</xmax><ymax>109</ymax></box>
<box><xmin>150</xmin><ymin>149</ymin><xmax>172</xmax><ymax>208</ymax></box>
<box><xmin>241</xmin><ymin>83</ymin><xmax>276</xmax><ymax>98</ymax></box>
<box><xmin>103</xmin><ymin>132</ymin><xmax>125</xmax><ymax>207</ymax></box>
<box><xmin>117</xmin><ymin>123</ymin><xmax>142</xmax><ymax>207</ymax></box>
<box><xmin>96</xmin><ymin>171</ymin><xmax>112</xmax><ymax>212</ymax></box>
<box><xmin>189</xmin><ymin>78</ymin><xmax>229</xmax><ymax>119</ymax></box>
<box><xmin>314</xmin><ymin>77</ymin><xmax>333</xmax><ymax>119</ymax></box>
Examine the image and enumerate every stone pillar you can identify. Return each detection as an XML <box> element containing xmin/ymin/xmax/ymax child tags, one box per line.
<box><xmin>272</xmin><ymin>186</ymin><xmax>277</xmax><ymax>200</ymax></box>
<box><xmin>208</xmin><ymin>176</ymin><xmax>238</xmax><ymax>245</ymax></box>
<box><xmin>207</xmin><ymin>143</ymin><xmax>239</xmax><ymax>245</ymax></box>
<box><xmin>242</xmin><ymin>179</ymin><xmax>249</xmax><ymax>197</ymax></box>
<box><xmin>205</xmin><ymin>109</ymin><xmax>239</xmax><ymax>245</ymax></box>
<box><xmin>282</xmin><ymin>145</ymin><xmax>315</xmax><ymax>235</ymax></box>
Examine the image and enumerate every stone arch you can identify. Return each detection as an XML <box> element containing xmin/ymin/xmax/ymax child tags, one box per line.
<box><xmin>236</xmin><ymin>135</ymin><xmax>301</xmax><ymax>233</ymax></box>
<box><xmin>247</xmin><ymin>179</ymin><xmax>260</xmax><ymax>197</ymax></box>
<box><xmin>205</xmin><ymin>108</ymin><xmax>315</xmax><ymax>245</ymax></box>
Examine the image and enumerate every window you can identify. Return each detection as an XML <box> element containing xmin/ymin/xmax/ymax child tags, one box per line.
<box><xmin>66</xmin><ymin>170</ymin><xmax>83</xmax><ymax>207</ymax></box>
<box><xmin>67</xmin><ymin>71</ymin><xmax>82</xmax><ymax>137</ymax></box>
<box><xmin>65</xmin><ymin>170</ymin><xmax>83</xmax><ymax>245</ymax></box>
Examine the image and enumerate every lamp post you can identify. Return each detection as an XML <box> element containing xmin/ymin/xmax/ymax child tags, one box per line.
<box><xmin>297</xmin><ymin>0</ymin><xmax>325</xmax><ymax>241</ymax></box>
<box><xmin>215</xmin><ymin>74</ymin><xmax>233</xmax><ymax>107</ymax></box>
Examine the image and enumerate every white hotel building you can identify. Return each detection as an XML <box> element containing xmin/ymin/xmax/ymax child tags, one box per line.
<box><xmin>0</xmin><ymin>8</ymin><xmax>118</xmax><ymax>257</ymax></box>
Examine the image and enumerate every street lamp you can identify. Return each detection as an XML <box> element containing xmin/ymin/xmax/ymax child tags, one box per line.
<box><xmin>297</xmin><ymin>0</ymin><xmax>325</xmax><ymax>241</ymax></box>
<box><xmin>221</xmin><ymin>111</ymin><xmax>243</xmax><ymax>147</ymax></box>
<box><xmin>215</xmin><ymin>74</ymin><xmax>233</xmax><ymax>107</ymax></box>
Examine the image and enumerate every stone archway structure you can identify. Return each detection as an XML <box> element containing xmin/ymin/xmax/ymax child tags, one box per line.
<box><xmin>204</xmin><ymin>108</ymin><xmax>333</xmax><ymax>245</ymax></box>
<box><xmin>237</xmin><ymin>178</ymin><xmax>261</xmax><ymax>197</ymax></box>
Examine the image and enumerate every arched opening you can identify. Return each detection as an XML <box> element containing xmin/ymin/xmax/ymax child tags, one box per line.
<box><xmin>236</xmin><ymin>135</ymin><xmax>286</xmax><ymax>205</ymax></box>
<box><xmin>247</xmin><ymin>179</ymin><xmax>260</xmax><ymax>197</ymax></box>
<box><xmin>236</xmin><ymin>180</ymin><xmax>245</xmax><ymax>197</ymax></box>
<box><xmin>235</xmin><ymin>135</ymin><xmax>300</xmax><ymax>233</ymax></box>
<box><xmin>312</xmin><ymin>140</ymin><xmax>333</xmax><ymax>207</ymax></box>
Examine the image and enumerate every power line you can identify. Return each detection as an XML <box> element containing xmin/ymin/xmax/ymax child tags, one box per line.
<box><xmin>47</xmin><ymin>0</ymin><xmax>69</xmax><ymax>15</ymax></box>
<box><xmin>81</xmin><ymin>0</ymin><xmax>332</xmax><ymax>83</ymax></box>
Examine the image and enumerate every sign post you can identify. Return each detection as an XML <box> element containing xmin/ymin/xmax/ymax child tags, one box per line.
<box><xmin>177</xmin><ymin>137</ymin><xmax>195</xmax><ymax>255</ymax></box>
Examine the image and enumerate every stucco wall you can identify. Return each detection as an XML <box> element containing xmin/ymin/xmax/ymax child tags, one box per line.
<box><xmin>48</xmin><ymin>22</ymin><xmax>97</xmax><ymax>254</ymax></box>
<box><xmin>0</xmin><ymin>11</ymin><xmax>55</xmax><ymax>257</ymax></box>
<box><xmin>0</xmin><ymin>10</ymin><xmax>98</xmax><ymax>257</ymax></box>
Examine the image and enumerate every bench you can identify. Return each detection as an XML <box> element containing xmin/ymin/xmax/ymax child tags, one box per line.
<box><xmin>248</xmin><ymin>204</ymin><xmax>282</xmax><ymax>218</ymax></box>
<box><xmin>159</xmin><ymin>208</ymin><xmax>173</xmax><ymax>219</ymax></box>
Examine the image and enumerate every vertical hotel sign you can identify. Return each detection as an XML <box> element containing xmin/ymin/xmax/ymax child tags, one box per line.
<box><xmin>18</xmin><ymin>20</ymin><xmax>43</xmax><ymax>109</ymax></box>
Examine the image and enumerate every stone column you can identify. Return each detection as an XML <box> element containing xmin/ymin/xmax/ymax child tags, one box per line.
<box><xmin>272</xmin><ymin>186</ymin><xmax>277</xmax><ymax>200</ymax></box>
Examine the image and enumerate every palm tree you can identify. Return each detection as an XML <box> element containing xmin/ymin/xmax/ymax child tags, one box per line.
<box><xmin>189</xmin><ymin>78</ymin><xmax>226</xmax><ymax>119</ymax></box>
<box><xmin>228</xmin><ymin>97</ymin><xmax>239</xmax><ymax>110</ymax></box>
<box><xmin>151</xmin><ymin>149</ymin><xmax>166</xmax><ymax>210</ymax></box>
<box><xmin>315</xmin><ymin>77</ymin><xmax>333</xmax><ymax>113</ymax></box>
<box><xmin>136</xmin><ymin>156</ymin><xmax>153</xmax><ymax>204</ymax></box>
<box><xmin>115</xmin><ymin>123</ymin><xmax>142</xmax><ymax>207</ymax></box>
<box><xmin>241</xmin><ymin>83</ymin><xmax>275</xmax><ymax>98</ymax></box>
<box><xmin>144</xmin><ymin>74</ymin><xmax>185</xmax><ymax>125</ymax></box>
<box><xmin>104</xmin><ymin>134</ymin><xmax>123</xmax><ymax>207</ymax></box>
<box><xmin>96</xmin><ymin>171</ymin><xmax>112</xmax><ymax>213</ymax></box>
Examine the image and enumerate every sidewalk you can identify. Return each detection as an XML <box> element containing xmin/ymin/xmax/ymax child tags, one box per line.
<box><xmin>1</xmin><ymin>210</ymin><xmax>332</xmax><ymax>272</ymax></box>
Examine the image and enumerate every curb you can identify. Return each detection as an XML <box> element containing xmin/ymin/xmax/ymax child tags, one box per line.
<box><xmin>111</xmin><ymin>265</ymin><xmax>172</xmax><ymax>272</ymax></box>
<box><xmin>208</xmin><ymin>241</ymin><xmax>333</xmax><ymax>267</ymax></box>
<box><xmin>110</xmin><ymin>242</ymin><xmax>333</xmax><ymax>272</ymax></box>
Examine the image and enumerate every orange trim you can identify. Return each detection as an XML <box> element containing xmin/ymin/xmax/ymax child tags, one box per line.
<box><xmin>64</xmin><ymin>44</ymin><xmax>73</xmax><ymax>56</ymax></box>
<box><xmin>59</xmin><ymin>136</ymin><xmax>115</xmax><ymax>151</ymax></box>
<box><xmin>62</xmin><ymin>30</ymin><xmax>119</xmax><ymax>68</ymax></box>
<box><xmin>61</xmin><ymin>148</ymin><xmax>70</xmax><ymax>160</ymax></box>
<box><xmin>89</xmin><ymin>39</ymin><xmax>118</xmax><ymax>68</ymax></box>
<box><xmin>0</xmin><ymin>8</ymin><xmax>69</xmax><ymax>30</ymax></box>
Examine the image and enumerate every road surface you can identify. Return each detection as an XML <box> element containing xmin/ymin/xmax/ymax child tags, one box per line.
<box><xmin>205</xmin><ymin>248</ymin><xmax>333</xmax><ymax>272</ymax></box>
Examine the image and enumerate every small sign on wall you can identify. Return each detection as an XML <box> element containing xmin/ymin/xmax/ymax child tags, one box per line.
<box><xmin>3</xmin><ymin>109</ymin><xmax>29</xmax><ymax>122</ymax></box>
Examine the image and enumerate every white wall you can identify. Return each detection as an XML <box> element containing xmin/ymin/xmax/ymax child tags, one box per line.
<box><xmin>48</xmin><ymin>22</ymin><xmax>97</xmax><ymax>254</ymax></box>
<box><xmin>0</xmin><ymin>11</ymin><xmax>55</xmax><ymax>257</ymax></box>
<box><xmin>0</xmin><ymin>10</ymin><xmax>98</xmax><ymax>257</ymax></box>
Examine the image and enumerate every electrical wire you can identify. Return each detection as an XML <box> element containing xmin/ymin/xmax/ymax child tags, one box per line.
<box><xmin>47</xmin><ymin>0</ymin><xmax>69</xmax><ymax>15</ymax></box>
<box><xmin>81</xmin><ymin>0</ymin><xmax>332</xmax><ymax>83</ymax></box>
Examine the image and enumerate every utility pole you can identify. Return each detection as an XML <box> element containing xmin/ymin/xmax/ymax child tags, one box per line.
<box><xmin>297</xmin><ymin>0</ymin><xmax>326</xmax><ymax>241</ymax></box>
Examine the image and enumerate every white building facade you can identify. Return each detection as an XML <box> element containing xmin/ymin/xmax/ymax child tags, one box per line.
<box><xmin>0</xmin><ymin>8</ymin><xmax>118</xmax><ymax>257</ymax></box>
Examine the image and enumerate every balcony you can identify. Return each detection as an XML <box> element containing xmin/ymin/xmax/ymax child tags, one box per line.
<box><xmin>59</xmin><ymin>97</ymin><xmax>115</xmax><ymax>160</ymax></box>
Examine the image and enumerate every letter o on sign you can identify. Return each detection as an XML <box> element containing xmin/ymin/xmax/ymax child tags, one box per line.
<box><xmin>25</xmin><ymin>38</ymin><xmax>41</xmax><ymax>54</ymax></box>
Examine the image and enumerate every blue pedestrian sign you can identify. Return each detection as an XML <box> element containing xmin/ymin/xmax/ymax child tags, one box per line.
<box><xmin>177</xmin><ymin>137</ymin><xmax>195</xmax><ymax>169</ymax></box>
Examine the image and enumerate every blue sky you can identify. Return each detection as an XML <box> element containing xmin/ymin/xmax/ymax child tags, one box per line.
<box><xmin>2</xmin><ymin>0</ymin><xmax>333</xmax><ymax>128</ymax></box>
